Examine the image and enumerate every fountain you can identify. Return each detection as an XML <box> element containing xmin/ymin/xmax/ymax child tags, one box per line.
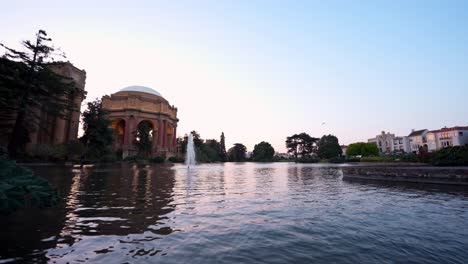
<box><xmin>185</xmin><ymin>133</ymin><xmax>196</xmax><ymax>168</ymax></box>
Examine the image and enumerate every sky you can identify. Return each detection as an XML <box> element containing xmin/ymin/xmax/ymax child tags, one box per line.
<box><xmin>1</xmin><ymin>0</ymin><xmax>468</xmax><ymax>152</ymax></box>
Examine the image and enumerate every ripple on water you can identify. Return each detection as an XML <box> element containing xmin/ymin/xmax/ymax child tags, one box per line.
<box><xmin>1</xmin><ymin>163</ymin><xmax>468</xmax><ymax>264</ymax></box>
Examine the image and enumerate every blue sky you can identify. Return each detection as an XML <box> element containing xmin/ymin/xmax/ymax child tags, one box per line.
<box><xmin>1</xmin><ymin>0</ymin><xmax>467</xmax><ymax>152</ymax></box>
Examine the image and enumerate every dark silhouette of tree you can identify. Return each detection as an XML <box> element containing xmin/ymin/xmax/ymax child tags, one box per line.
<box><xmin>286</xmin><ymin>132</ymin><xmax>319</xmax><ymax>159</ymax></box>
<box><xmin>134</xmin><ymin>121</ymin><xmax>153</xmax><ymax>157</ymax></box>
<box><xmin>81</xmin><ymin>99</ymin><xmax>113</xmax><ymax>160</ymax></box>
<box><xmin>252</xmin><ymin>141</ymin><xmax>275</xmax><ymax>162</ymax></box>
<box><xmin>317</xmin><ymin>134</ymin><xmax>342</xmax><ymax>159</ymax></box>
<box><xmin>219</xmin><ymin>132</ymin><xmax>227</xmax><ymax>162</ymax></box>
<box><xmin>228</xmin><ymin>143</ymin><xmax>247</xmax><ymax>162</ymax></box>
<box><xmin>0</xmin><ymin>30</ymin><xmax>84</xmax><ymax>157</ymax></box>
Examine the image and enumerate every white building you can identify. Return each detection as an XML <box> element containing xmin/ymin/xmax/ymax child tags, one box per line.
<box><xmin>368</xmin><ymin>131</ymin><xmax>410</xmax><ymax>154</ymax></box>
<box><xmin>392</xmin><ymin>136</ymin><xmax>411</xmax><ymax>153</ymax></box>
<box><xmin>427</xmin><ymin>126</ymin><xmax>468</xmax><ymax>152</ymax></box>
<box><xmin>408</xmin><ymin>129</ymin><xmax>429</xmax><ymax>153</ymax></box>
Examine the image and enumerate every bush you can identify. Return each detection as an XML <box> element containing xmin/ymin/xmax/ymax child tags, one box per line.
<box><xmin>123</xmin><ymin>155</ymin><xmax>146</xmax><ymax>162</ymax></box>
<box><xmin>149</xmin><ymin>156</ymin><xmax>166</xmax><ymax>163</ymax></box>
<box><xmin>432</xmin><ymin>146</ymin><xmax>468</xmax><ymax>166</ymax></box>
<box><xmin>99</xmin><ymin>153</ymin><xmax>118</xmax><ymax>163</ymax></box>
<box><xmin>168</xmin><ymin>156</ymin><xmax>185</xmax><ymax>163</ymax></box>
<box><xmin>0</xmin><ymin>157</ymin><xmax>59</xmax><ymax>215</ymax></box>
<box><xmin>345</xmin><ymin>157</ymin><xmax>361</xmax><ymax>162</ymax></box>
<box><xmin>329</xmin><ymin>157</ymin><xmax>345</xmax><ymax>163</ymax></box>
<box><xmin>360</xmin><ymin>156</ymin><xmax>394</xmax><ymax>162</ymax></box>
<box><xmin>296</xmin><ymin>156</ymin><xmax>319</xmax><ymax>163</ymax></box>
<box><xmin>31</xmin><ymin>144</ymin><xmax>54</xmax><ymax>160</ymax></box>
<box><xmin>50</xmin><ymin>144</ymin><xmax>67</xmax><ymax>161</ymax></box>
<box><xmin>66</xmin><ymin>140</ymin><xmax>86</xmax><ymax>160</ymax></box>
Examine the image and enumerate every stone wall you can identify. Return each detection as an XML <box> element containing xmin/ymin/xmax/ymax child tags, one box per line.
<box><xmin>342</xmin><ymin>166</ymin><xmax>468</xmax><ymax>185</ymax></box>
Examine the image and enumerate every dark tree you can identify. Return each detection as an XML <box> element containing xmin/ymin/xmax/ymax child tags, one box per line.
<box><xmin>228</xmin><ymin>143</ymin><xmax>247</xmax><ymax>162</ymax></box>
<box><xmin>286</xmin><ymin>132</ymin><xmax>318</xmax><ymax>159</ymax></box>
<box><xmin>0</xmin><ymin>30</ymin><xmax>84</xmax><ymax>157</ymax></box>
<box><xmin>81</xmin><ymin>99</ymin><xmax>113</xmax><ymax>160</ymax></box>
<box><xmin>219</xmin><ymin>132</ymin><xmax>227</xmax><ymax>162</ymax></box>
<box><xmin>134</xmin><ymin>121</ymin><xmax>153</xmax><ymax>157</ymax></box>
<box><xmin>346</xmin><ymin>142</ymin><xmax>379</xmax><ymax>157</ymax></box>
<box><xmin>252</xmin><ymin>141</ymin><xmax>275</xmax><ymax>162</ymax></box>
<box><xmin>317</xmin><ymin>134</ymin><xmax>342</xmax><ymax>159</ymax></box>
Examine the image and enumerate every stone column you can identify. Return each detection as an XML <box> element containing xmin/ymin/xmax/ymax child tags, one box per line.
<box><xmin>158</xmin><ymin>119</ymin><xmax>163</xmax><ymax>151</ymax></box>
<box><xmin>162</xmin><ymin>120</ymin><xmax>167</xmax><ymax>149</ymax></box>
<box><xmin>53</xmin><ymin>117</ymin><xmax>67</xmax><ymax>144</ymax></box>
<box><xmin>173</xmin><ymin>126</ymin><xmax>177</xmax><ymax>152</ymax></box>
<box><xmin>123</xmin><ymin>118</ymin><xmax>130</xmax><ymax>145</ymax></box>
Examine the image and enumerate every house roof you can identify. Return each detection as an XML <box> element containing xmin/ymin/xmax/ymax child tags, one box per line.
<box><xmin>429</xmin><ymin>126</ymin><xmax>468</xmax><ymax>133</ymax></box>
<box><xmin>408</xmin><ymin>129</ymin><xmax>427</xmax><ymax>137</ymax></box>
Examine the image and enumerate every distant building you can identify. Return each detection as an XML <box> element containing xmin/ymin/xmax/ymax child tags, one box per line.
<box><xmin>427</xmin><ymin>126</ymin><xmax>468</xmax><ymax>152</ymax></box>
<box><xmin>408</xmin><ymin>129</ymin><xmax>429</xmax><ymax>153</ymax></box>
<box><xmin>340</xmin><ymin>145</ymin><xmax>348</xmax><ymax>155</ymax></box>
<box><xmin>275</xmin><ymin>152</ymin><xmax>290</xmax><ymax>159</ymax></box>
<box><xmin>368</xmin><ymin>131</ymin><xmax>410</xmax><ymax>154</ymax></box>
<box><xmin>392</xmin><ymin>136</ymin><xmax>410</xmax><ymax>153</ymax></box>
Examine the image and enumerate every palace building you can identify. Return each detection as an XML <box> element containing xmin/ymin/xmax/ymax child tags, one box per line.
<box><xmin>102</xmin><ymin>85</ymin><xmax>179</xmax><ymax>158</ymax></box>
<box><xmin>0</xmin><ymin>61</ymin><xmax>87</xmax><ymax>151</ymax></box>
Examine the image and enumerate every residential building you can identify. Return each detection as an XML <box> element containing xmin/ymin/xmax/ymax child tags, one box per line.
<box><xmin>427</xmin><ymin>126</ymin><xmax>468</xmax><ymax>152</ymax></box>
<box><xmin>368</xmin><ymin>131</ymin><xmax>395</xmax><ymax>154</ymax></box>
<box><xmin>392</xmin><ymin>136</ymin><xmax>410</xmax><ymax>153</ymax></box>
<box><xmin>408</xmin><ymin>129</ymin><xmax>429</xmax><ymax>153</ymax></box>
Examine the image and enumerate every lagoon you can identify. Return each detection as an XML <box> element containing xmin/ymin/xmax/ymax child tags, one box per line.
<box><xmin>1</xmin><ymin>163</ymin><xmax>468</xmax><ymax>263</ymax></box>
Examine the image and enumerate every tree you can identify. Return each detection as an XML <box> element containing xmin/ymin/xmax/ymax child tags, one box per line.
<box><xmin>81</xmin><ymin>99</ymin><xmax>114</xmax><ymax>160</ymax></box>
<box><xmin>0</xmin><ymin>30</ymin><xmax>84</xmax><ymax>157</ymax></box>
<box><xmin>317</xmin><ymin>134</ymin><xmax>342</xmax><ymax>159</ymax></box>
<box><xmin>286</xmin><ymin>132</ymin><xmax>318</xmax><ymax>159</ymax></box>
<box><xmin>219</xmin><ymin>132</ymin><xmax>227</xmax><ymax>162</ymax></box>
<box><xmin>346</xmin><ymin>142</ymin><xmax>379</xmax><ymax>157</ymax></box>
<box><xmin>252</xmin><ymin>141</ymin><xmax>275</xmax><ymax>162</ymax></box>
<box><xmin>134</xmin><ymin>121</ymin><xmax>153</xmax><ymax>157</ymax></box>
<box><xmin>228</xmin><ymin>143</ymin><xmax>247</xmax><ymax>162</ymax></box>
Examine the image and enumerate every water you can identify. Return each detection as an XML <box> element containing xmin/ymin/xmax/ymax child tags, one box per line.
<box><xmin>1</xmin><ymin>163</ymin><xmax>468</xmax><ymax>263</ymax></box>
<box><xmin>185</xmin><ymin>133</ymin><xmax>196</xmax><ymax>167</ymax></box>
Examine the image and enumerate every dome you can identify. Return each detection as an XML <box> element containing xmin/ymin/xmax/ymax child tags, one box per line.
<box><xmin>119</xmin><ymin>85</ymin><xmax>162</xmax><ymax>97</ymax></box>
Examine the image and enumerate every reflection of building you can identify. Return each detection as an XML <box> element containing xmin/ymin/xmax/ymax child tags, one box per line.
<box><xmin>408</xmin><ymin>129</ymin><xmax>428</xmax><ymax>153</ymax></box>
<box><xmin>427</xmin><ymin>126</ymin><xmax>468</xmax><ymax>152</ymax></box>
<box><xmin>102</xmin><ymin>86</ymin><xmax>178</xmax><ymax>158</ymax></box>
<box><xmin>0</xmin><ymin>62</ymin><xmax>86</xmax><ymax>150</ymax></box>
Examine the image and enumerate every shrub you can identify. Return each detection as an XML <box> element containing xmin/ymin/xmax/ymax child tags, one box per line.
<box><xmin>66</xmin><ymin>140</ymin><xmax>86</xmax><ymax>160</ymax></box>
<box><xmin>360</xmin><ymin>156</ymin><xmax>394</xmax><ymax>162</ymax></box>
<box><xmin>31</xmin><ymin>144</ymin><xmax>53</xmax><ymax>160</ymax></box>
<box><xmin>329</xmin><ymin>157</ymin><xmax>345</xmax><ymax>163</ymax></box>
<box><xmin>149</xmin><ymin>156</ymin><xmax>166</xmax><ymax>163</ymax></box>
<box><xmin>51</xmin><ymin>144</ymin><xmax>67</xmax><ymax>161</ymax></box>
<box><xmin>296</xmin><ymin>156</ymin><xmax>319</xmax><ymax>163</ymax></box>
<box><xmin>0</xmin><ymin>157</ymin><xmax>58</xmax><ymax>215</ymax></box>
<box><xmin>168</xmin><ymin>156</ymin><xmax>185</xmax><ymax>163</ymax></box>
<box><xmin>345</xmin><ymin>157</ymin><xmax>361</xmax><ymax>162</ymax></box>
<box><xmin>99</xmin><ymin>153</ymin><xmax>118</xmax><ymax>163</ymax></box>
<box><xmin>432</xmin><ymin>146</ymin><xmax>468</xmax><ymax>166</ymax></box>
<box><xmin>123</xmin><ymin>155</ymin><xmax>146</xmax><ymax>162</ymax></box>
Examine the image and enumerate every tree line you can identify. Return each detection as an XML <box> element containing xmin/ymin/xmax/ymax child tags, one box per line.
<box><xmin>286</xmin><ymin>133</ymin><xmax>343</xmax><ymax>162</ymax></box>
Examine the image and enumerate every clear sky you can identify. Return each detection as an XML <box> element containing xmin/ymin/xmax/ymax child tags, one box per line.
<box><xmin>1</xmin><ymin>0</ymin><xmax>468</xmax><ymax>152</ymax></box>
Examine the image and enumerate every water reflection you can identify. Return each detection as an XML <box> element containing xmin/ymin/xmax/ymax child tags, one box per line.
<box><xmin>0</xmin><ymin>163</ymin><xmax>468</xmax><ymax>263</ymax></box>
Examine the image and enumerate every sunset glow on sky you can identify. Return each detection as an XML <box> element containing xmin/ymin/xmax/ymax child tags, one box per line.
<box><xmin>2</xmin><ymin>1</ymin><xmax>468</xmax><ymax>152</ymax></box>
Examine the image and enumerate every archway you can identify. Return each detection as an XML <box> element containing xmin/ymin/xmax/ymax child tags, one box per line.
<box><xmin>134</xmin><ymin>120</ymin><xmax>154</xmax><ymax>156</ymax></box>
<box><xmin>111</xmin><ymin>119</ymin><xmax>126</xmax><ymax>146</ymax></box>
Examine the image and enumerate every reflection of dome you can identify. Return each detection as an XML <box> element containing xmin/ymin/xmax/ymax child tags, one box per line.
<box><xmin>119</xmin><ymin>85</ymin><xmax>162</xmax><ymax>97</ymax></box>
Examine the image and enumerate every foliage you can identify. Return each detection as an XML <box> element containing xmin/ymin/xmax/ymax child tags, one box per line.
<box><xmin>168</xmin><ymin>156</ymin><xmax>185</xmax><ymax>163</ymax></box>
<box><xmin>0</xmin><ymin>30</ymin><xmax>84</xmax><ymax>157</ymax></box>
<box><xmin>123</xmin><ymin>155</ymin><xmax>146</xmax><ymax>162</ymax></box>
<box><xmin>81</xmin><ymin>99</ymin><xmax>114</xmax><ymax>161</ymax></box>
<box><xmin>66</xmin><ymin>140</ymin><xmax>86</xmax><ymax>160</ymax></box>
<box><xmin>252</xmin><ymin>141</ymin><xmax>275</xmax><ymax>162</ymax></box>
<box><xmin>50</xmin><ymin>144</ymin><xmax>67</xmax><ymax>161</ymax></box>
<box><xmin>431</xmin><ymin>146</ymin><xmax>468</xmax><ymax>166</ymax></box>
<box><xmin>360</xmin><ymin>156</ymin><xmax>395</xmax><ymax>162</ymax></box>
<box><xmin>31</xmin><ymin>144</ymin><xmax>54</xmax><ymax>160</ymax></box>
<box><xmin>149</xmin><ymin>156</ymin><xmax>166</xmax><ymax>163</ymax></box>
<box><xmin>317</xmin><ymin>135</ymin><xmax>342</xmax><ymax>159</ymax></box>
<box><xmin>179</xmin><ymin>131</ymin><xmax>228</xmax><ymax>163</ymax></box>
<box><xmin>285</xmin><ymin>133</ymin><xmax>318</xmax><ymax>159</ymax></box>
<box><xmin>346</xmin><ymin>142</ymin><xmax>379</xmax><ymax>157</ymax></box>
<box><xmin>345</xmin><ymin>157</ymin><xmax>361</xmax><ymax>162</ymax></box>
<box><xmin>0</xmin><ymin>156</ymin><xmax>58</xmax><ymax>215</ymax></box>
<box><xmin>228</xmin><ymin>143</ymin><xmax>247</xmax><ymax>162</ymax></box>
<box><xmin>296</xmin><ymin>156</ymin><xmax>319</xmax><ymax>163</ymax></box>
<box><xmin>218</xmin><ymin>132</ymin><xmax>228</xmax><ymax>162</ymax></box>
<box><xmin>133</xmin><ymin>121</ymin><xmax>153</xmax><ymax>157</ymax></box>
<box><xmin>328</xmin><ymin>157</ymin><xmax>346</xmax><ymax>163</ymax></box>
